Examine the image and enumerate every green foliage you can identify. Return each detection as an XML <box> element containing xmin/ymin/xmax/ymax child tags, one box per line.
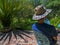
<box><xmin>46</xmin><ymin>0</ymin><xmax>60</xmax><ymax>28</ymax></box>
<box><xmin>0</xmin><ymin>0</ymin><xmax>21</xmax><ymax>28</ymax></box>
<box><xmin>27</xmin><ymin>0</ymin><xmax>41</xmax><ymax>7</ymax></box>
<box><xmin>50</xmin><ymin>16</ymin><xmax>60</xmax><ymax>28</ymax></box>
<box><xmin>0</xmin><ymin>0</ymin><xmax>60</xmax><ymax>30</ymax></box>
<box><xmin>0</xmin><ymin>0</ymin><xmax>35</xmax><ymax>30</ymax></box>
<box><xmin>46</xmin><ymin>0</ymin><xmax>60</xmax><ymax>17</ymax></box>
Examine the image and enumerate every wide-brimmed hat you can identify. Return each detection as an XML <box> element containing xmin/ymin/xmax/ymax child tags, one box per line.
<box><xmin>32</xmin><ymin>5</ymin><xmax>52</xmax><ymax>20</ymax></box>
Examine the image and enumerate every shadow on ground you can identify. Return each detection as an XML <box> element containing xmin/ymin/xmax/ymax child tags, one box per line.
<box><xmin>0</xmin><ymin>28</ymin><xmax>32</xmax><ymax>44</ymax></box>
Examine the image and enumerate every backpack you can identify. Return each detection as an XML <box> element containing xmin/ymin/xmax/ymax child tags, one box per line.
<box><xmin>32</xmin><ymin>23</ymin><xmax>50</xmax><ymax>45</ymax></box>
<box><xmin>35</xmin><ymin>23</ymin><xmax>58</xmax><ymax>45</ymax></box>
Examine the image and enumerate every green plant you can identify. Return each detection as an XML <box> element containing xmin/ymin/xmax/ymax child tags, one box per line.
<box><xmin>50</xmin><ymin>16</ymin><xmax>60</xmax><ymax>28</ymax></box>
<box><xmin>0</xmin><ymin>0</ymin><xmax>20</xmax><ymax>29</ymax></box>
<box><xmin>0</xmin><ymin>0</ymin><xmax>34</xmax><ymax>30</ymax></box>
<box><xmin>0</xmin><ymin>0</ymin><xmax>33</xmax><ymax>44</ymax></box>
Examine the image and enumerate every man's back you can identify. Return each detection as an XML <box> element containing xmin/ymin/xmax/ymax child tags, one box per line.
<box><xmin>32</xmin><ymin>23</ymin><xmax>58</xmax><ymax>45</ymax></box>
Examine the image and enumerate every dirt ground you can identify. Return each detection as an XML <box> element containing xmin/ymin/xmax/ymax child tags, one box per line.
<box><xmin>0</xmin><ymin>31</ymin><xmax>60</xmax><ymax>45</ymax></box>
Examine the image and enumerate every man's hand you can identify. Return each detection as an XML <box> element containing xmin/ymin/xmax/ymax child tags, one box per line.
<box><xmin>53</xmin><ymin>36</ymin><xmax>57</xmax><ymax>40</ymax></box>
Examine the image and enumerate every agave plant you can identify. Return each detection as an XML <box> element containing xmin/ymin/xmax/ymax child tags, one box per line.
<box><xmin>0</xmin><ymin>0</ymin><xmax>20</xmax><ymax>31</ymax></box>
<box><xmin>0</xmin><ymin>0</ymin><xmax>33</xmax><ymax>44</ymax></box>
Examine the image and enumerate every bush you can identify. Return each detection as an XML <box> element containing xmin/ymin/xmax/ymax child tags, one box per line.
<box><xmin>50</xmin><ymin>16</ymin><xmax>60</xmax><ymax>28</ymax></box>
<box><xmin>0</xmin><ymin>0</ymin><xmax>35</xmax><ymax>30</ymax></box>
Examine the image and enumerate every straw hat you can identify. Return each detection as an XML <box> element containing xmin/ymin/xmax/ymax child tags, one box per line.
<box><xmin>32</xmin><ymin>5</ymin><xmax>52</xmax><ymax>20</ymax></box>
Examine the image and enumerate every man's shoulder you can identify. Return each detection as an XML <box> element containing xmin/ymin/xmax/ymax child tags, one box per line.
<box><xmin>32</xmin><ymin>23</ymin><xmax>36</xmax><ymax>27</ymax></box>
<box><xmin>32</xmin><ymin>23</ymin><xmax>37</xmax><ymax>30</ymax></box>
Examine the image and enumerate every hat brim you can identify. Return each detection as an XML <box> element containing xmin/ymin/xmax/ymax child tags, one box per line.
<box><xmin>32</xmin><ymin>9</ymin><xmax>52</xmax><ymax>20</ymax></box>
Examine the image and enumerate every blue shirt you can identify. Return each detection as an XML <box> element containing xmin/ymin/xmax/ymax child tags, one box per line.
<box><xmin>32</xmin><ymin>18</ymin><xmax>50</xmax><ymax>32</ymax></box>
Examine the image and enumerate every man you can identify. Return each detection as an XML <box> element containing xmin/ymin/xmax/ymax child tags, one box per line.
<box><xmin>32</xmin><ymin>5</ymin><xmax>58</xmax><ymax>45</ymax></box>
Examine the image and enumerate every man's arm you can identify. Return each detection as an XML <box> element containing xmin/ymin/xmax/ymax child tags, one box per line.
<box><xmin>51</xmin><ymin>26</ymin><xmax>58</xmax><ymax>40</ymax></box>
